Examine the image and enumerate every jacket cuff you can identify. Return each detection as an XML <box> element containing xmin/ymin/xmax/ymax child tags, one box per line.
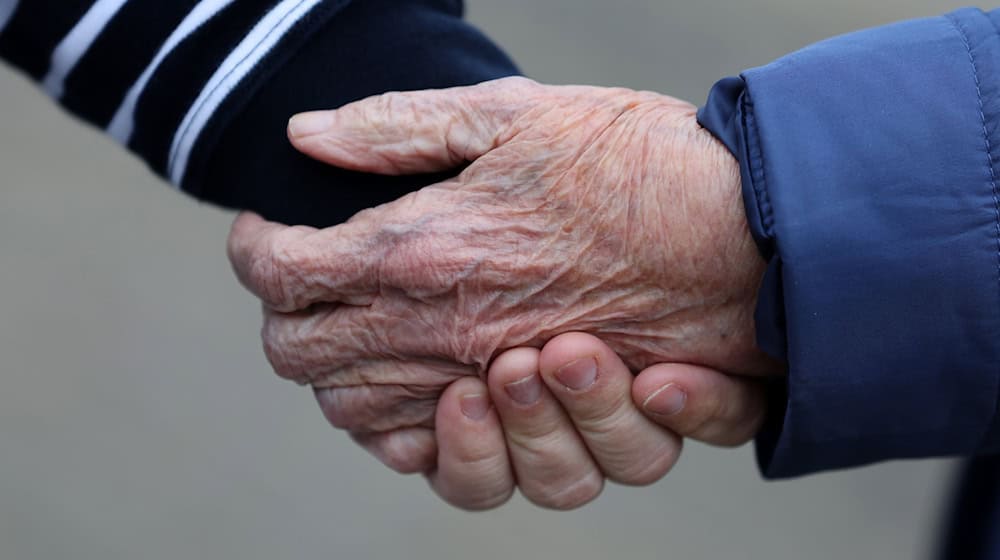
<box><xmin>699</xmin><ymin>7</ymin><xmax>1000</xmax><ymax>477</ymax></box>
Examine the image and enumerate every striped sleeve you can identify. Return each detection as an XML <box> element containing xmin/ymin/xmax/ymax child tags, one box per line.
<box><xmin>0</xmin><ymin>0</ymin><xmax>352</xmax><ymax>194</ymax></box>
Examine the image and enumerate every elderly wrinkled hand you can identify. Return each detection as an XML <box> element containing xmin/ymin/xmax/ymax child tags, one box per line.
<box><xmin>227</xmin><ymin>76</ymin><xmax>777</xmax><ymax>477</ymax></box>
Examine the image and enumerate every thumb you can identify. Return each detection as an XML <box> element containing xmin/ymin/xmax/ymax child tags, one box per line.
<box><xmin>287</xmin><ymin>76</ymin><xmax>541</xmax><ymax>175</ymax></box>
<box><xmin>633</xmin><ymin>364</ymin><xmax>769</xmax><ymax>448</ymax></box>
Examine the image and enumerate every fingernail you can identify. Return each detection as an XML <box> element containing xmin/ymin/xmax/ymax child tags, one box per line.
<box><xmin>504</xmin><ymin>374</ymin><xmax>542</xmax><ymax>405</ymax></box>
<box><xmin>288</xmin><ymin>112</ymin><xmax>330</xmax><ymax>138</ymax></box>
<box><xmin>460</xmin><ymin>394</ymin><xmax>491</xmax><ymax>421</ymax></box>
<box><xmin>554</xmin><ymin>357</ymin><xmax>598</xmax><ymax>391</ymax></box>
<box><xmin>643</xmin><ymin>384</ymin><xmax>687</xmax><ymax>417</ymax></box>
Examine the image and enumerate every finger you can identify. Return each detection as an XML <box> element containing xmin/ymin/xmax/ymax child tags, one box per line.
<box><xmin>351</xmin><ymin>428</ymin><xmax>437</xmax><ymax>474</ymax></box>
<box><xmin>227</xmin><ymin>211</ymin><xmax>388</xmax><ymax>312</ymax></box>
<box><xmin>633</xmin><ymin>364</ymin><xmax>767</xmax><ymax>447</ymax></box>
<box><xmin>227</xmin><ymin>212</ymin><xmax>317</xmax><ymax>305</ymax></box>
<box><xmin>486</xmin><ymin>348</ymin><xmax>604</xmax><ymax>510</ymax></box>
<box><xmin>426</xmin><ymin>377</ymin><xmax>514</xmax><ymax>511</ymax></box>
<box><xmin>538</xmin><ymin>333</ymin><xmax>683</xmax><ymax>486</ymax></box>
<box><xmin>313</xmin><ymin>384</ymin><xmax>441</xmax><ymax>433</ymax></box>
<box><xmin>264</xmin><ymin>304</ymin><xmax>476</xmax><ymax>385</ymax></box>
<box><xmin>287</xmin><ymin>76</ymin><xmax>542</xmax><ymax>174</ymax></box>
<box><xmin>229</xmin><ymin>183</ymin><xmax>469</xmax><ymax>312</ymax></box>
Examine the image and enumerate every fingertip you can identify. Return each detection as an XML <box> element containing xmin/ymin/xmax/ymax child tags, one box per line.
<box><xmin>487</xmin><ymin>347</ymin><xmax>541</xmax><ymax>393</ymax></box>
<box><xmin>438</xmin><ymin>376</ymin><xmax>494</xmax><ymax>423</ymax></box>
<box><xmin>287</xmin><ymin>86</ymin><xmax>512</xmax><ymax>174</ymax></box>
<box><xmin>425</xmin><ymin>471</ymin><xmax>514</xmax><ymax>512</ymax></box>
<box><xmin>633</xmin><ymin>363</ymin><xmax>766</xmax><ymax>447</ymax></box>
<box><xmin>287</xmin><ymin>110</ymin><xmax>334</xmax><ymax>141</ymax></box>
<box><xmin>287</xmin><ymin>108</ymin><xmax>374</xmax><ymax>170</ymax></box>
<box><xmin>536</xmin><ymin>332</ymin><xmax>636</xmax><ymax>420</ymax></box>
<box><xmin>537</xmin><ymin>332</ymin><xmax>607</xmax><ymax>379</ymax></box>
<box><xmin>632</xmin><ymin>364</ymin><xmax>704</xmax><ymax>417</ymax></box>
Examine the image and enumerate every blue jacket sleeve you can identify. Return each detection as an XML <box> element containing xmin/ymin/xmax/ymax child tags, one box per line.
<box><xmin>698</xmin><ymin>7</ymin><xmax>1000</xmax><ymax>478</ymax></box>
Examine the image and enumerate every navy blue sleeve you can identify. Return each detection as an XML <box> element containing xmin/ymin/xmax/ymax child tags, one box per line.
<box><xmin>198</xmin><ymin>0</ymin><xmax>520</xmax><ymax>226</ymax></box>
<box><xmin>0</xmin><ymin>0</ymin><xmax>519</xmax><ymax>227</ymax></box>
<box><xmin>698</xmin><ymin>7</ymin><xmax>1000</xmax><ymax>477</ymax></box>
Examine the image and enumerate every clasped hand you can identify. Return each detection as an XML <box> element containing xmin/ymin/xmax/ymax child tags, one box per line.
<box><xmin>227</xmin><ymin>77</ymin><xmax>782</xmax><ymax>510</ymax></box>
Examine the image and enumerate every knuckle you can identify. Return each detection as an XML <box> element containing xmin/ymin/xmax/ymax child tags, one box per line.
<box><xmin>250</xmin><ymin>238</ymin><xmax>292</xmax><ymax>310</ymax></box>
<box><xmin>254</xmin><ymin>230</ymin><xmax>315</xmax><ymax>311</ymax></box>
<box><xmin>435</xmin><ymin>455</ymin><xmax>513</xmax><ymax>511</ymax></box>
<box><xmin>260</xmin><ymin>317</ymin><xmax>290</xmax><ymax>375</ymax></box>
<box><xmin>375</xmin><ymin>436</ymin><xmax>434</xmax><ymax>475</ymax></box>
<box><xmin>610</xmin><ymin>444</ymin><xmax>681</xmax><ymax>487</ymax></box>
<box><xmin>380</xmin><ymin>230</ymin><xmax>450</xmax><ymax>288</ymax></box>
<box><xmin>376</xmin><ymin>91</ymin><xmax>417</xmax><ymax>125</ymax></box>
<box><xmin>505</xmin><ymin>422</ymin><xmax>570</xmax><ymax>453</ymax></box>
<box><xmin>712</xmin><ymin>404</ymin><xmax>764</xmax><ymax>448</ymax></box>
<box><xmin>527</xmin><ymin>471</ymin><xmax>604</xmax><ymax>511</ymax></box>
<box><xmin>447</xmin><ymin>484</ymin><xmax>513</xmax><ymax>512</ymax></box>
<box><xmin>380</xmin><ymin>447</ymin><xmax>424</xmax><ymax>475</ymax></box>
<box><xmin>451</xmin><ymin>438</ymin><xmax>503</xmax><ymax>468</ymax></box>
<box><xmin>673</xmin><ymin>385</ymin><xmax>764</xmax><ymax>446</ymax></box>
<box><xmin>670</xmin><ymin>394</ymin><xmax>722</xmax><ymax>438</ymax></box>
<box><xmin>262</xmin><ymin>304</ymin><xmax>354</xmax><ymax>385</ymax></box>
<box><xmin>318</xmin><ymin>384</ymin><xmax>438</xmax><ymax>432</ymax></box>
<box><xmin>613</xmin><ymin>466</ymin><xmax>663</xmax><ymax>487</ymax></box>
<box><xmin>315</xmin><ymin>387</ymin><xmax>360</xmax><ymax>430</ymax></box>
<box><xmin>496</xmin><ymin>75</ymin><xmax>540</xmax><ymax>94</ymax></box>
<box><xmin>692</xmin><ymin>404</ymin><xmax>721</xmax><ymax>436</ymax></box>
<box><xmin>713</xmin><ymin>432</ymin><xmax>756</xmax><ymax>448</ymax></box>
<box><xmin>260</xmin><ymin>314</ymin><xmax>309</xmax><ymax>383</ymax></box>
<box><xmin>573</xmin><ymin>392</ymin><xmax>632</xmax><ymax>433</ymax></box>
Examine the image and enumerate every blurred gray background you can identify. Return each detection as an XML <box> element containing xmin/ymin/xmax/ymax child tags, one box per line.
<box><xmin>0</xmin><ymin>1</ymin><xmax>975</xmax><ymax>558</ymax></box>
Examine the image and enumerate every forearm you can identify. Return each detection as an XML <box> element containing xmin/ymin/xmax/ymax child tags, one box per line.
<box><xmin>0</xmin><ymin>0</ymin><xmax>519</xmax><ymax>226</ymax></box>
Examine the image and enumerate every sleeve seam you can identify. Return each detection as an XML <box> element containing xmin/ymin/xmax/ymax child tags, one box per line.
<box><xmin>945</xmin><ymin>12</ymin><xmax>1000</xmax><ymax>451</ymax></box>
<box><xmin>739</xmin><ymin>91</ymin><xmax>776</xmax><ymax>238</ymax></box>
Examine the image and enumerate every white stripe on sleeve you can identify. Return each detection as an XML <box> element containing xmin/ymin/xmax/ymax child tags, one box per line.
<box><xmin>168</xmin><ymin>0</ymin><xmax>323</xmax><ymax>187</ymax></box>
<box><xmin>107</xmin><ymin>0</ymin><xmax>235</xmax><ymax>144</ymax></box>
<box><xmin>0</xmin><ymin>0</ymin><xmax>18</xmax><ymax>35</ymax></box>
<box><xmin>42</xmin><ymin>0</ymin><xmax>130</xmax><ymax>99</ymax></box>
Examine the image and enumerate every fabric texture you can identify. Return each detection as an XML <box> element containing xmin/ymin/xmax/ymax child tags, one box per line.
<box><xmin>700</xmin><ymin>5</ymin><xmax>1000</xmax><ymax>478</ymax></box>
<box><xmin>699</xmin><ymin>7</ymin><xmax>1000</xmax><ymax>558</ymax></box>
<box><xmin>198</xmin><ymin>0</ymin><xmax>520</xmax><ymax>226</ymax></box>
<box><xmin>0</xmin><ymin>0</ymin><xmax>519</xmax><ymax>226</ymax></box>
<box><xmin>0</xmin><ymin>0</ymin><xmax>358</xmax><ymax>197</ymax></box>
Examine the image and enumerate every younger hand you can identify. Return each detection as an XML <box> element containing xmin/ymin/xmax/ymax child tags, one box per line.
<box><xmin>426</xmin><ymin>333</ymin><xmax>770</xmax><ymax>510</ymax></box>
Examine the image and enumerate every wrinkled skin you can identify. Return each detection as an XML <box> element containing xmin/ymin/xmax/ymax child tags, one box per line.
<box><xmin>228</xmin><ymin>77</ymin><xmax>773</xmax><ymax>447</ymax></box>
